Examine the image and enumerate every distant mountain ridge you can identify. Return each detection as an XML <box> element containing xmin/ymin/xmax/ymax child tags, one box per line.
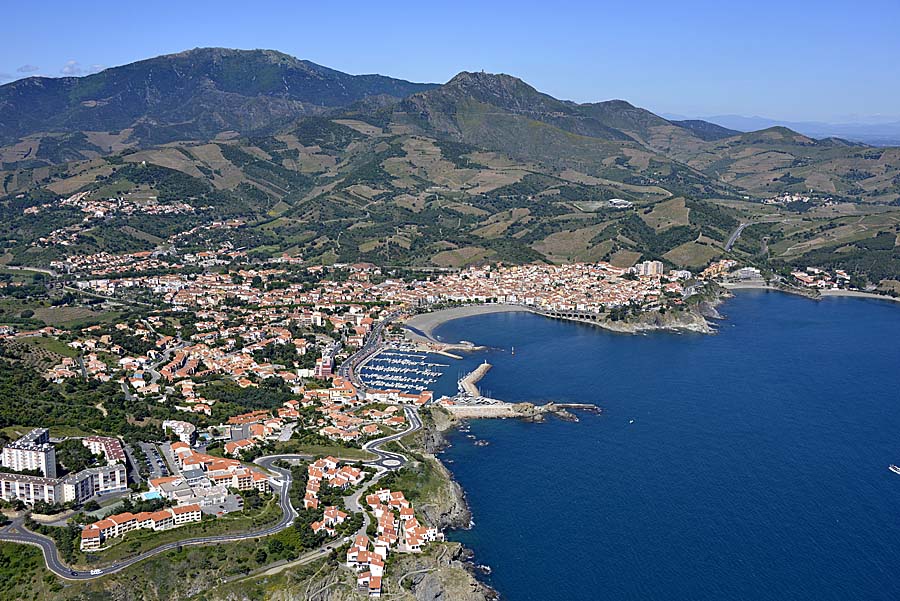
<box><xmin>2</xmin><ymin>48</ymin><xmax>898</xmax><ymax>209</ymax></box>
<box><xmin>2</xmin><ymin>51</ymin><xmax>899</xmax><ymax>286</ymax></box>
<box><xmin>0</xmin><ymin>47</ymin><xmax>436</xmax><ymax>146</ymax></box>
<box><xmin>669</xmin><ymin>119</ymin><xmax>740</xmax><ymax>141</ymax></box>
<box><xmin>666</xmin><ymin>113</ymin><xmax>900</xmax><ymax>146</ymax></box>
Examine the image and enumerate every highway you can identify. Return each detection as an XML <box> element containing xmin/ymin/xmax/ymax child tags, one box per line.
<box><xmin>0</xmin><ymin>402</ymin><xmax>422</xmax><ymax>581</ymax></box>
<box><xmin>725</xmin><ymin>222</ymin><xmax>750</xmax><ymax>251</ymax></box>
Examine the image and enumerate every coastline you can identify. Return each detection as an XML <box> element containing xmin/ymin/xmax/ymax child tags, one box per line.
<box><xmin>403</xmin><ymin>301</ymin><xmax>716</xmax><ymax>345</ymax></box>
<box><xmin>412</xmin><ymin>406</ymin><xmax>500</xmax><ymax>600</ymax></box>
<box><xmin>404</xmin><ymin>304</ymin><xmax>531</xmax><ymax>344</ymax></box>
<box><xmin>410</xmin><ymin>288</ymin><xmax>898</xmax><ymax>601</ymax></box>
<box><xmin>722</xmin><ymin>281</ymin><xmax>900</xmax><ymax>304</ymax></box>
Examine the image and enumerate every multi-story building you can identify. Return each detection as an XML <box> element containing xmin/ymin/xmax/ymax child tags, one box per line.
<box><xmin>1</xmin><ymin>428</ymin><xmax>57</xmax><ymax>478</ymax></box>
<box><xmin>315</xmin><ymin>356</ymin><xmax>333</xmax><ymax>379</ymax></box>
<box><xmin>0</xmin><ymin>473</ymin><xmax>61</xmax><ymax>505</ymax></box>
<box><xmin>60</xmin><ymin>464</ymin><xmax>128</xmax><ymax>504</ymax></box>
<box><xmin>162</xmin><ymin>420</ymin><xmax>197</xmax><ymax>445</ymax></box>
<box><xmin>634</xmin><ymin>261</ymin><xmax>665</xmax><ymax>277</ymax></box>
<box><xmin>0</xmin><ymin>455</ymin><xmax>126</xmax><ymax>506</ymax></box>
<box><xmin>80</xmin><ymin>503</ymin><xmax>202</xmax><ymax>550</ymax></box>
<box><xmin>82</xmin><ymin>436</ymin><xmax>126</xmax><ymax>465</ymax></box>
<box><xmin>171</xmin><ymin>503</ymin><xmax>202</xmax><ymax>525</ymax></box>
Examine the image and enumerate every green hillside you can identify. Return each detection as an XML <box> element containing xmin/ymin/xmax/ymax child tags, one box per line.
<box><xmin>2</xmin><ymin>54</ymin><xmax>900</xmax><ymax>286</ymax></box>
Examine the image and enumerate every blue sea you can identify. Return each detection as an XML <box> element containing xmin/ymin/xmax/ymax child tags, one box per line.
<box><xmin>426</xmin><ymin>291</ymin><xmax>900</xmax><ymax>601</ymax></box>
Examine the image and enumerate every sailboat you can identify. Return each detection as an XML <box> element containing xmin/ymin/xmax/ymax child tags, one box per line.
<box><xmin>511</xmin><ymin>346</ymin><xmax>515</xmax><ymax>356</ymax></box>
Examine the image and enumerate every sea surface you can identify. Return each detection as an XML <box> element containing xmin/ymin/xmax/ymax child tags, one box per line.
<box><xmin>426</xmin><ymin>290</ymin><xmax>900</xmax><ymax>601</ymax></box>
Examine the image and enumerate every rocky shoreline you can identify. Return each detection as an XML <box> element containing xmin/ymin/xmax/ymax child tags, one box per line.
<box><xmin>412</xmin><ymin>406</ymin><xmax>500</xmax><ymax>600</ymax></box>
<box><xmin>410</xmin><ymin>402</ymin><xmax>603</xmax><ymax>600</ymax></box>
<box><xmin>442</xmin><ymin>401</ymin><xmax>582</xmax><ymax>422</ymax></box>
<box><xmin>552</xmin><ymin>305</ymin><xmax>716</xmax><ymax>334</ymax></box>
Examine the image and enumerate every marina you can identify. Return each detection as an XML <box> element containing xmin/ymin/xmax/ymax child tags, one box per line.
<box><xmin>358</xmin><ymin>346</ymin><xmax>451</xmax><ymax>393</ymax></box>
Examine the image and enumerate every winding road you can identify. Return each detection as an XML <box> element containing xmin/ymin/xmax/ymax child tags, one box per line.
<box><xmin>0</xmin><ymin>309</ymin><xmax>424</xmax><ymax>581</ymax></box>
<box><xmin>0</xmin><ymin>406</ymin><xmax>422</xmax><ymax>581</ymax></box>
<box><xmin>0</xmin><ymin>462</ymin><xmax>296</xmax><ymax>581</ymax></box>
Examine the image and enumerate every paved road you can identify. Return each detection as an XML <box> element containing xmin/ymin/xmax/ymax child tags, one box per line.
<box><xmin>277</xmin><ymin>422</ymin><xmax>296</xmax><ymax>442</ymax></box>
<box><xmin>363</xmin><ymin>406</ymin><xmax>422</xmax><ymax>469</ymax></box>
<box><xmin>725</xmin><ymin>222</ymin><xmax>750</xmax><ymax>251</ymax></box>
<box><xmin>3</xmin><ymin>265</ymin><xmax>58</xmax><ymax>277</ymax></box>
<box><xmin>62</xmin><ymin>286</ymin><xmax>153</xmax><ymax>308</ymax></box>
<box><xmin>123</xmin><ymin>444</ymin><xmax>144</xmax><ymax>485</ymax></box>
<box><xmin>337</xmin><ymin>311</ymin><xmax>400</xmax><ymax>387</ymax></box>
<box><xmin>0</xmin><ymin>405</ymin><xmax>422</xmax><ymax>581</ymax></box>
<box><xmin>0</xmin><ymin>462</ymin><xmax>295</xmax><ymax>581</ymax></box>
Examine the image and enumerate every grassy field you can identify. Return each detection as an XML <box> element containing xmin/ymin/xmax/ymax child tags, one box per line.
<box><xmin>0</xmin><ymin>266</ymin><xmax>46</xmax><ymax>283</ymax></box>
<box><xmin>273</xmin><ymin>441</ymin><xmax>374</xmax><ymax>461</ymax></box>
<box><xmin>0</xmin><ymin>542</ymin><xmax>64</xmax><ymax>598</ymax></box>
<box><xmin>641</xmin><ymin>197</ymin><xmax>690</xmax><ymax>230</ymax></box>
<box><xmin>17</xmin><ymin>335</ymin><xmax>78</xmax><ymax>357</ymax></box>
<box><xmin>0</xmin><ymin>297</ymin><xmax>121</xmax><ymax>329</ymax></box>
<box><xmin>663</xmin><ymin>240</ymin><xmax>722</xmax><ymax>269</ymax></box>
<box><xmin>1</xmin><ymin>424</ymin><xmax>96</xmax><ymax>440</ymax></box>
<box><xmin>609</xmin><ymin>249</ymin><xmax>642</xmax><ymax>268</ymax></box>
<box><xmin>532</xmin><ymin>224</ymin><xmax>610</xmax><ymax>263</ymax></box>
<box><xmin>431</xmin><ymin>246</ymin><xmax>493</xmax><ymax>267</ymax></box>
<box><xmin>2</xmin><ymin>337</ymin><xmax>76</xmax><ymax>371</ymax></box>
<box><xmin>0</xmin><ymin>538</ymin><xmax>334</xmax><ymax>601</ymax></box>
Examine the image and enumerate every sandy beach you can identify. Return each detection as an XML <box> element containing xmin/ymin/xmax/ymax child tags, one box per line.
<box><xmin>403</xmin><ymin>304</ymin><xmax>531</xmax><ymax>343</ymax></box>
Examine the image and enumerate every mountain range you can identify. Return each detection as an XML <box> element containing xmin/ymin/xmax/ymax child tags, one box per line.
<box><xmin>665</xmin><ymin>113</ymin><xmax>900</xmax><ymax>146</ymax></box>
<box><xmin>0</xmin><ymin>48</ymin><xmax>434</xmax><ymax>150</ymax></box>
<box><xmin>2</xmin><ymin>48</ymin><xmax>899</xmax><ymax>286</ymax></box>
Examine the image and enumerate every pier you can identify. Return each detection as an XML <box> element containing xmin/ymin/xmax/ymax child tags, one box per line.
<box><xmin>552</xmin><ymin>403</ymin><xmax>601</xmax><ymax>413</ymax></box>
<box><xmin>443</xmin><ymin>403</ymin><xmax>525</xmax><ymax>419</ymax></box>
<box><xmin>458</xmin><ymin>361</ymin><xmax>492</xmax><ymax>396</ymax></box>
<box><xmin>440</xmin><ymin>398</ymin><xmax>601</xmax><ymax>421</ymax></box>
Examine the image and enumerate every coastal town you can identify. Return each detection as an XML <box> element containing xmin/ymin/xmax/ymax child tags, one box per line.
<box><xmin>3</xmin><ymin>6</ymin><xmax>900</xmax><ymax>598</ymax></box>
<box><xmin>0</xmin><ymin>209</ymin><xmax>887</xmax><ymax>597</ymax></box>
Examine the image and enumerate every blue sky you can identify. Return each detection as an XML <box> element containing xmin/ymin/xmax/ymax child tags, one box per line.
<box><xmin>2</xmin><ymin>0</ymin><xmax>898</xmax><ymax>122</ymax></box>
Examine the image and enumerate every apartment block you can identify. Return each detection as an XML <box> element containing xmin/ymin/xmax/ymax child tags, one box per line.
<box><xmin>1</xmin><ymin>428</ymin><xmax>57</xmax><ymax>478</ymax></box>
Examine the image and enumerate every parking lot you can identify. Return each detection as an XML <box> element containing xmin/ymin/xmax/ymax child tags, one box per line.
<box><xmin>137</xmin><ymin>442</ymin><xmax>170</xmax><ymax>479</ymax></box>
<box><xmin>200</xmin><ymin>493</ymin><xmax>244</xmax><ymax>516</ymax></box>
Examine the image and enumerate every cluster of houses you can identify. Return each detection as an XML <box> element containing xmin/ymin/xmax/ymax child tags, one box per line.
<box><xmin>80</xmin><ymin>503</ymin><xmax>202</xmax><ymax>551</ymax></box>
<box><xmin>303</xmin><ymin>456</ymin><xmax>365</xmax><ymax>512</ymax></box>
<box><xmin>222</xmin><ymin>409</ymin><xmax>288</xmax><ymax>457</ymax></box>
<box><xmin>346</xmin><ymin>488</ymin><xmax>444</xmax><ymax>597</ymax></box>
<box><xmin>365</xmin><ymin>489</ymin><xmax>443</xmax><ymax>553</ymax></box>
<box><xmin>699</xmin><ymin>259</ymin><xmax>739</xmax><ymax>280</ymax></box>
<box><xmin>310</xmin><ymin>506</ymin><xmax>349</xmax><ymax>538</ymax></box>
<box><xmin>346</xmin><ymin>534</ymin><xmax>386</xmax><ymax>597</ymax></box>
<box><xmin>46</xmin><ymin>353</ymin><xmax>109</xmax><ymax>383</ymax></box>
<box><xmin>201</xmin><ymin>369</ymin><xmax>427</xmax><ymax>451</ymax></box>
<box><xmin>66</xmin><ymin>258</ymin><xmax>712</xmax><ymax>338</ymax></box>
